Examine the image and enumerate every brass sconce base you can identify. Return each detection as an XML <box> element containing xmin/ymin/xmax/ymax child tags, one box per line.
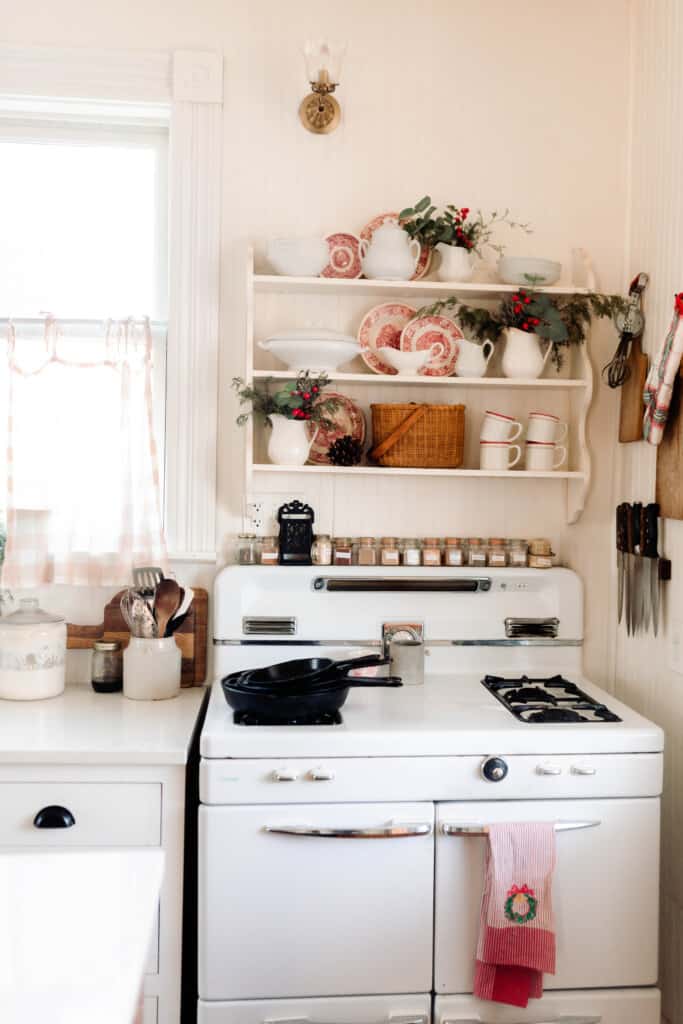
<box><xmin>299</xmin><ymin>92</ymin><xmax>341</xmax><ymax>134</ymax></box>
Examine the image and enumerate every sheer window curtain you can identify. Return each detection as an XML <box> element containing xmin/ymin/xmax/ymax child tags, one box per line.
<box><xmin>1</xmin><ymin>318</ymin><xmax>167</xmax><ymax>586</ymax></box>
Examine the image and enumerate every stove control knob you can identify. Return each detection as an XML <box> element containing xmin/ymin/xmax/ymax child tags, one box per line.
<box><xmin>309</xmin><ymin>768</ymin><xmax>335</xmax><ymax>782</ymax></box>
<box><xmin>481</xmin><ymin>756</ymin><xmax>508</xmax><ymax>783</ymax></box>
<box><xmin>272</xmin><ymin>768</ymin><xmax>298</xmax><ymax>782</ymax></box>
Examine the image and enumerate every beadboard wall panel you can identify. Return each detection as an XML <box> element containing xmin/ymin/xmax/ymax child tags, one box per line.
<box><xmin>615</xmin><ymin>2</ymin><xmax>683</xmax><ymax>1021</ymax></box>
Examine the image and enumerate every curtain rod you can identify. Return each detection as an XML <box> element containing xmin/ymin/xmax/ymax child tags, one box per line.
<box><xmin>0</xmin><ymin>317</ymin><xmax>167</xmax><ymax>328</ymax></box>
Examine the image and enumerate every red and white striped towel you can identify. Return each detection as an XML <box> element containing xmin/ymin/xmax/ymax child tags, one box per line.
<box><xmin>643</xmin><ymin>293</ymin><xmax>683</xmax><ymax>446</ymax></box>
<box><xmin>473</xmin><ymin>822</ymin><xmax>556</xmax><ymax>1008</ymax></box>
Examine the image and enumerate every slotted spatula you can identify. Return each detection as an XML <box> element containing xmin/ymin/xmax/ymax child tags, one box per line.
<box><xmin>132</xmin><ymin>566</ymin><xmax>164</xmax><ymax>597</ymax></box>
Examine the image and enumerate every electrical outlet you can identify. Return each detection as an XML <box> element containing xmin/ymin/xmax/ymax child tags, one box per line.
<box><xmin>245</xmin><ymin>492</ymin><xmax>307</xmax><ymax>534</ymax></box>
<box><xmin>245</xmin><ymin>497</ymin><xmax>266</xmax><ymax>532</ymax></box>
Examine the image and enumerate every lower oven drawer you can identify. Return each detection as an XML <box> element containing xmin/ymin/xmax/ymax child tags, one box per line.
<box><xmin>434</xmin><ymin>988</ymin><xmax>661</xmax><ymax>1024</ymax></box>
<box><xmin>199</xmin><ymin>802</ymin><xmax>434</xmax><ymax>1000</ymax></box>
<box><xmin>198</xmin><ymin>993</ymin><xmax>432</xmax><ymax>1024</ymax></box>
<box><xmin>434</xmin><ymin>798</ymin><xmax>660</xmax><ymax>993</ymax></box>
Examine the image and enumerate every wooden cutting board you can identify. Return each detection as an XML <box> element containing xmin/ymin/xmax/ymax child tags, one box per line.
<box><xmin>618</xmin><ymin>337</ymin><xmax>649</xmax><ymax>442</ymax></box>
<box><xmin>66</xmin><ymin>588</ymin><xmax>208</xmax><ymax>686</ymax></box>
<box><xmin>656</xmin><ymin>366</ymin><xmax>683</xmax><ymax>520</ymax></box>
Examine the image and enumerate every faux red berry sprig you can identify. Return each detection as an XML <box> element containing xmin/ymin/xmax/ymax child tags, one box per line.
<box><xmin>509</xmin><ymin>289</ymin><xmax>542</xmax><ymax>332</ymax></box>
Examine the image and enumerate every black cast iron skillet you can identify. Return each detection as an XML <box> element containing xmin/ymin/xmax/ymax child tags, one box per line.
<box><xmin>221</xmin><ymin>673</ymin><xmax>402</xmax><ymax>721</ymax></box>
<box><xmin>240</xmin><ymin>653</ymin><xmax>389</xmax><ymax>688</ymax></box>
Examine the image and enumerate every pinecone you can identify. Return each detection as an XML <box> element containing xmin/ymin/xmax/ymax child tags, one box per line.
<box><xmin>327</xmin><ymin>434</ymin><xmax>363</xmax><ymax>467</ymax></box>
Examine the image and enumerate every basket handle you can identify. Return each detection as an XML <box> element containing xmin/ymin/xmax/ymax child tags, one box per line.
<box><xmin>370</xmin><ymin>404</ymin><xmax>428</xmax><ymax>461</ymax></box>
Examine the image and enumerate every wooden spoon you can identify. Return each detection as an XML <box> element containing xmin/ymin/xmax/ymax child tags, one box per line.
<box><xmin>153</xmin><ymin>579</ymin><xmax>182</xmax><ymax>639</ymax></box>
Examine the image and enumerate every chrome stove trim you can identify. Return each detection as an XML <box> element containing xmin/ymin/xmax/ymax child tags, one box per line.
<box><xmin>442</xmin><ymin>820</ymin><xmax>600</xmax><ymax>837</ymax></box>
<box><xmin>214</xmin><ymin>638</ymin><xmax>582</xmax><ymax>647</ymax></box>
<box><xmin>312</xmin><ymin>576</ymin><xmax>492</xmax><ymax>593</ymax></box>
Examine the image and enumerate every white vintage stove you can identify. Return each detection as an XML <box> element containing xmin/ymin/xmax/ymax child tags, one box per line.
<box><xmin>198</xmin><ymin>566</ymin><xmax>663</xmax><ymax>1024</ymax></box>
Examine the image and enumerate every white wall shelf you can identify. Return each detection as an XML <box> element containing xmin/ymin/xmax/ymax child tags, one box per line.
<box><xmin>253</xmin><ymin>464</ymin><xmax>585</xmax><ymax>480</ymax></box>
<box><xmin>252</xmin><ymin>370</ymin><xmax>588</xmax><ymax>390</ymax></box>
<box><xmin>253</xmin><ymin>273</ymin><xmax>589</xmax><ymax>301</ymax></box>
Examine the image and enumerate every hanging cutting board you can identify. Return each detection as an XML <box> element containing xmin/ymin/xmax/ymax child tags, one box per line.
<box><xmin>618</xmin><ymin>337</ymin><xmax>649</xmax><ymax>442</ymax></box>
<box><xmin>656</xmin><ymin>366</ymin><xmax>683</xmax><ymax>520</ymax></box>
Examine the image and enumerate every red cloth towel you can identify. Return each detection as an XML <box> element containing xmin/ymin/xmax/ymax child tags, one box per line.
<box><xmin>473</xmin><ymin>822</ymin><xmax>556</xmax><ymax>1008</ymax></box>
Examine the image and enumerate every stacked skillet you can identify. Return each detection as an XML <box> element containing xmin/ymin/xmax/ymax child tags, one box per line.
<box><xmin>221</xmin><ymin>654</ymin><xmax>402</xmax><ymax>723</ymax></box>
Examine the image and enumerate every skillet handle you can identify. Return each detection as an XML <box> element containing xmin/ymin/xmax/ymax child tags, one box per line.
<box><xmin>344</xmin><ymin>676</ymin><xmax>402</xmax><ymax>688</ymax></box>
<box><xmin>336</xmin><ymin>654</ymin><xmax>390</xmax><ymax>672</ymax></box>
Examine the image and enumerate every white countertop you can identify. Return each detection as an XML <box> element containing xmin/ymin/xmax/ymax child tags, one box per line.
<box><xmin>0</xmin><ymin>685</ymin><xmax>207</xmax><ymax>765</ymax></box>
<box><xmin>0</xmin><ymin>848</ymin><xmax>163</xmax><ymax>1024</ymax></box>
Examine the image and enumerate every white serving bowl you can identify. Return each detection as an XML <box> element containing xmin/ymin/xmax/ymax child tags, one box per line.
<box><xmin>498</xmin><ymin>257</ymin><xmax>562</xmax><ymax>286</ymax></box>
<box><xmin>258</xmin><ymin>336</ymin><xmax>361</xmax><ymax>371</ymax></box>
<box><xmin>264</xmin><ymin>328</ymin><xmax>356</xmax><ymax>344</ymax></box>
<box><xmin>266</xmin><ymin>238</ymin><xmax>328</xmax><ymax>277</ymax></box>
<box><xmin>381</xmin><ymin>347</ymin><xmax>432</xmax><ymax>375</ymax></box>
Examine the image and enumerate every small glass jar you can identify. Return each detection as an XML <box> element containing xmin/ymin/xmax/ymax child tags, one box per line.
<box><xmin>444</xmin><ymin>537</ymin><xmax>464</xmax><ymax>566</ymax></box>
<box><xmin>528</xmin><ymin>538</ymin><xmax>554</xmax><ymax>569</ymax></box>
<box><xmin>238</xmin><ymin>533</ymin><xmax>258</xmax><ymax>565</ymax></box>
<box><xmin>422</xmin><ymin>538</ymin><xmax>442</xmax><ymax>567</ymax></box>
<box><xmin>91</xmin><ymin>639</ymin><xmax>123</xmax><ymax>694</ymax></box>
<box><xmin>507</xmin><ymin>539</ymin><xmax>528</xmax><ymax>568</ymax></box>
<box><xmin>312</xmin><ymin>534</ymin><xmax>333</xmax><ymax>566</ymax></box>
<box><xmin>380</xmin><ymin>537</ymin><xmax>400</xmax><ymax>566</ymax></box>
<box><xmin>259</xmin><ymin>536</ymin><xmax>279</xmax><ymax>566</ymax></box>
<box><xmin>467</xmin><ymin>537</ymin><xmax>487</xmax><ymax>568</ymax></box>
<box><xmin>357</xmin><ymin>537</ymin><xmax>378</xmax><ymax>566</ymax></box>
<box><xmin>401</xmin><ymin>538</ymin><xmax>421</xmax><ymax>566</ymax></box>
<box><xmin>487</xmin><ymin>538</ymin><xmax>508</xmax><ymax>567</ymax></box>
<box><xmin>333</xmin><ymin>537</ymin><xmax>353</xmax><ymax>566</ymax></box>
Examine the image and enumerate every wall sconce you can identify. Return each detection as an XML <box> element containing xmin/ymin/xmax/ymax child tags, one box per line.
<box><xmin>299</xmin><ymin>40</ymin><xmax>346</xmax><ymax>135</ymax></box>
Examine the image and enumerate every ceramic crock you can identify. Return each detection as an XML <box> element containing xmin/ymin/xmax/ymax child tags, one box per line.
<box><xmin>435</xmin><ymin>243</ymin><xmax>474</xmax><ymax>282</ymax></box>
<box><xmin>0</xmin><ymin>598</ymin><xmax>66</xmax><ymax>700</ymax></box>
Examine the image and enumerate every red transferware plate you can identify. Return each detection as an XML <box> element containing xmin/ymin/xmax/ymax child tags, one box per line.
<box><xmin>307</xmin><ymin>392</ymin><xmax>366</xmax><ymax>464</ymax></box>
<box><xmin>358</xmin><ymin>302</ymin><xmax>417</xmax><ymax>375</ymax></box>
<box><xmin>400</xmin><ymin>315</ymin><xmax>462</xmax><ymax>376</ymax></box>
<box><xmin>322</xmin><ymin>233</ymin><xmax>362</xmax><ymax>279</ymax></box>
<box><xmin>360</xmin><ymin>212</ymin><xmax>432</xmax><ymax>280</ymax></box>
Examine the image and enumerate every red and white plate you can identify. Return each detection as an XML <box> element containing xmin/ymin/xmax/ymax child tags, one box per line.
<box><xmin>400</xmin><ymin>315</ymin><xmax>462</xmax><ymax>376</ymax></box>
<box><xmin>360</xmin><ymin>212</ymin><xmax>432</xmax><ymax>280</ymax></box>
<box><xmin>322</xmin><ymin>233</ymin><xmax>362</xmax><ymax>279</ymax></box>
<box><xmin>358</xmin><ymin>302</ymin><xmax>417</xmax><ymax>374</ymax></box>
<box><xmin>307</xmin><ymin>392</ymin><xmax>366</xmax><ymax>465</ymax></box>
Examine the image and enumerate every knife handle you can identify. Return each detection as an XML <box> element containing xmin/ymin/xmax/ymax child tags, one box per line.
<box><xmin>633</xmin><ymin>502</ymin><xmax>642</xmax><ymax>553</ymax></box>
<box><xmin>617</xmin><ymin>503</ymin><xmax>627</xmax><ymax>553</ymax></box>
<box><xmin>643</xmin><ymin>503</ymin><xmax>659</xmax><ymax>558</ymax></box>
<box><xmin>625</xmin><ymin>503</ymin><xmax>635</xmax><ymax>555</ymax></box>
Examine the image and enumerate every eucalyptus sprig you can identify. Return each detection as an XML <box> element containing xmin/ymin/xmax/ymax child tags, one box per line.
<box><xmin>399</xmin><ymin>195</ymin><xmax>531</xmax><ymax>258</ymax></box>
<box><xmin>232</xmin><ymin>371</ymin><xmax>340</xmax><ymax>428</ymax></box>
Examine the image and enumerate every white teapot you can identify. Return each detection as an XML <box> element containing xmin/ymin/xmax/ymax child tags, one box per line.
<box><xmin>360</xmin><ymin>223</ymin><xmax>420</xmax><ymax>281</ymax></box>
<box><xmin>455</xmin><ymin>338</ymin><xmax>494</xmax><ymax>378</ymax></box>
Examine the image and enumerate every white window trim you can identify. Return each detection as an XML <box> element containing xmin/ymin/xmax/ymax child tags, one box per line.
<box><xmin>0</xmin><ymin>46</ymin><xmax>222</xmax><ymax>563</ymax></box>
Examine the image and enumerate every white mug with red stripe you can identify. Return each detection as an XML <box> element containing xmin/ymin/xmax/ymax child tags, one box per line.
<box><xmin>480</xmin><ymin>410</ymin><xmax>523</xmax><ymax>443</ymax></box>
<box><xmin>527</xmin><ymin>411</ymin><xmax>568</xmax><ymax>444</ymax></box>
<box><xmin>525</xmin><ymin>441</ymin><xmax>567</xmax><ymax>471</ymax></box>
<box><xmin>480</xmin><ymin>441</ymin><xmax>522</xmax><ymax>470</ymax></box>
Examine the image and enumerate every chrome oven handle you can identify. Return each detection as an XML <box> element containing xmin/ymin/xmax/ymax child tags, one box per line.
<box><xmin>265</xmin><ymin>1017</ymin><xmax>428</xmax><ymax>1024</ymax></box>
<box><xmin>264</xmin><ymin>823</ymin><xmax>432</xmax><ymax>839</ymax></box>
<box><xmin>442</xmin><ymin>1017</ymin><xmax>601</xmax><ymax>1024</ymax></box>
<box><xmin>441</xmin><ymin>820</ymin><xmax>600</xmax><ymax>837</ymax></box>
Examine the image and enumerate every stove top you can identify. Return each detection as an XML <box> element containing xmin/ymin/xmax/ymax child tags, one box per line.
<box><xmin>482</xmin><ymin>674</ymin><xmax>622</xmax><ymax>724</ymax></box>
<box><xmin>233</xmin><ymin>710</ymin><xmax>343</xmax><ymax>727</ymax></box>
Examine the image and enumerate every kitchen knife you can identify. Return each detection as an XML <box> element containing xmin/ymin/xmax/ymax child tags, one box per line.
<box><xmin>624</xmin><ymin>503</ymin><xmax>634</xmax><ymax>637</ymax></box>
<box><xmin>616</xmin><ymin>503</ymin><xmax>626</xmax><ymax>625</ymax></box>
<box><xmin>632</xmin><ymin>502</ymin><xmax>643</xmax><ymax>635</ymax></box>
<box><xmin>640</xmin><ymin>504</ymin><xmax>651</xmax><ymax>633</ymax></box>
<box><xmin>644</xmin><ymin>502</ymin><xmax>660</xmax><ymax>637</ymax></box>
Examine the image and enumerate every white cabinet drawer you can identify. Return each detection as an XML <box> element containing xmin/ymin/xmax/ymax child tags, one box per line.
<box><xmin>198</xmin><ymin>993</ymin><xmax>431</xmax><ymax>1024</ymax></box>
<box><xmin>0</xmin><ymin>783</ymin><xmax>161</xmax><ymax>847</ymax></box>
<box><xmin>434</xmin><ymin>988</ymin><xmax>661</xmax><ymax>1024</ymax></box>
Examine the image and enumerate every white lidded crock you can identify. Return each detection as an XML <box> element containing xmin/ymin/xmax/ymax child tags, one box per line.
<box><xmin>0</xmin><ymin>598</ymin><xmax>66</xmax><ymax>700</ymax></box>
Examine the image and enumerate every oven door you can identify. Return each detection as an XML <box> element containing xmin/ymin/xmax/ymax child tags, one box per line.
<box><xmin>434</xmin><ymin>988</ymin><xmax>661</xmax><ymax>1024</ymax></box>
<box><xmin>199</xmin><ymin>802</ymin><xmax>435</xmax><ymax>1000</ymax></box>
<box><xmin>434</xmin><ymin>798</ymin><xmax>659</xmax><ymax>993</ymax></box>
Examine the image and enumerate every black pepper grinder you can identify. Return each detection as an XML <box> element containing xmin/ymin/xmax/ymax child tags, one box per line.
<box><xmin>277</xmin><ymin>500</ymin><xmax>314</xmax><ymax>565</ymax></box>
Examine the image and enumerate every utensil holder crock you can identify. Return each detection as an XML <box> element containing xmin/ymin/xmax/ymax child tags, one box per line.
<box><xmin>123</xmin><ymin>636</ymin><xmax>181</xmax><ymax>701</ymax></box>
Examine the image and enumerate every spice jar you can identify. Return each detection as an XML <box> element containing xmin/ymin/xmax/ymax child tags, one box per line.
<box><xmin>91</xmin><ymin>639</ymin><xmax>123</xmax><ymax>694</ymax></box>
<box><xmin>467</xmin><ymin>538</ymin><xmax>487</xmax><ymax>568</ymax></box>
<box><xmin>528</xmin><ymin>538</ymin><xmax>554</xmax><ymax>569</ymax></box>
<box><xmin>259</xmin><ymin>536</ymin><xmax>279</xmax><ymax>565</ymax></box>
<box><xmin>333</xmin><ymin>537</ymin><xmax>353</xmax><ymax>566</ymax></box>
<box><xmin>312</xmin><ymin>534</ymin><xmax>332</xmax><ymax>566</ymax></box>
<box><xmin>422</xmin><ymin>538</ymin><xmax>442</xmax><ymax>567</ymax></box>
<box><xmin>507</xmin><ymin>539</ymin><xmax>528</xmax><ymax>568</ymax></box>
<box><xmin>380</xmin><ymin>537</ymin><xmax>400</xmax><ymax>566</ymax></box>
<box><xmin>238</xmin><ymin>533</ymin><xmax>258</xmax><ymax>565</ymax></box>
<box><xmin>358</xmin><ymin>537</ymin><xmax>378</xmax><ymax>566</ymax></box>
<box><xmin>401</xmin><ymin>538</ymin><xmax>421</xmax><ymax>566</ymax></box>
<box><xmin>444</xmin><ymin>537</ymin><xmax>464</xmax><ymax>567</ymax></box>
<box><xmin>487</xmin><ymin>538</ymin><xmax>507</xmax><ymax>567</ymax></box>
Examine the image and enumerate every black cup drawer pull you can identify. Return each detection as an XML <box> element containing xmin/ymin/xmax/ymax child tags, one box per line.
<box><xmin>33</xmin><ymin>805</ymin><xmax>76</xmax><ymax>829</ymax></box>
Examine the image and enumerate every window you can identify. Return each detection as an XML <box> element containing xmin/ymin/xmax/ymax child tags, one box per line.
<box><xmin>0</xmin><ymin>101</ymin><xmax>170</xmax><ymax>583</ymax></box>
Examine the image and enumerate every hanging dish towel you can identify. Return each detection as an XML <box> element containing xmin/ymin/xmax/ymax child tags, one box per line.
<box><xmin>473</xmin><ymin>822</ymin><xmax>556</xmax><ymax>1008</ymax></box>
<box><xmin>643</xmin><ymin>292</ymin><xmax>683</xmax><ymax>445</ymax></box>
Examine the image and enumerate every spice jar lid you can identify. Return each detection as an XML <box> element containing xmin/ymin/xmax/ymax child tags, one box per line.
<box><xmin>529</xmin><ymin>538</ymin><xmax>553</xmax><ymax>555</ymax></box>
<box><xmin>94</xmin><ymin>640</ymin><xmax>121</xmax><ymax>652</ymax></box>
<box><xmin>423</xmin><ymin>537</ymin><xmax>441</xmax><ymax>545</ymax></box>
<box><xmin>315</xmin><ymin>534</ymin><xmax>331</xmax><ymax>540</ymax></box>
<box><xmin>467</xmin><ymin>537</ymin><xmax>484</xmax><ymax>546</ymax></box>
<box><xmin>508</xmin><ymin>538</ymin><xmax>528</xmax><ymax>546</ymax></box>
<box><xmin>444</xmin><ymin>537</ymin><xmax>462</xmax><ymax>545</ymax></box>
<box><xmin>359</xmin><ymin>536</ymin><xmax>376</xmax><ymax>545</ymax></box>
<box><xmin>334</xmin><ymin>537</ymin><xmax>351</xmax><ymax>544</ymax></box>
<box><xmin>380</xmin><ymin>537</ymin><xmax>398</xmax><ymax>544</ymax></box>
<box><xmin>1</xmin><ymin>597</ymin><xmax>64</xmax><ymax>626</ymax></box>
<box><xmin>488</xmin><ymin>537</ymin><xmax>506</xmax><ymax>546</ymax></box>
<box><xmin>238</xmin><ymin>532</ymin><xmax>256</xmax><ymax>540</ymax></box>
<box><xmin>402</xmin><ymin>537</ymin><xmax>419</xmax><ymax>544</ymax></box>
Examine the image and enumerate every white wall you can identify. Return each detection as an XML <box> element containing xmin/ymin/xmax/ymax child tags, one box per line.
<box><xmin>613</xmin><ymin>2</ymin><xmax>683</xmax><ymax>1020</ymax></box>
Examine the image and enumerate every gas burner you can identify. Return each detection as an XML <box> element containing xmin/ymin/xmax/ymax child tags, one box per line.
<box><xmin>482</xmin><ymin>674</ymin><xmax>622</xmax><ymax>724</ymax></box>
<box><xmin>233</xmin><ymin>710</ymin><xmax>343</xmax><ymax>727</ymax></box>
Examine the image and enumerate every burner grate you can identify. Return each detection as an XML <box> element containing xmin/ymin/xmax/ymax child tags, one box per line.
<box><xmin>233</xmin><ymin>710</ymin><xmax>343</xmax><ymax>726</ymax></box>
<box><xmin>482</xmin><ymin>674</ymin><xmax>621</xmax><ymax>724</ymax></box>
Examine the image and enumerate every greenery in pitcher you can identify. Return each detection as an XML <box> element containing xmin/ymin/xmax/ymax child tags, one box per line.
<box><xmin>232</xmin><ymin>371</ymin><xmax>340</xmax><ymax>427</ymax></box>
<box><xmin>398</xmin><ymin>196</ymin><xmax>531</xmax><ymax>257</ymax></box>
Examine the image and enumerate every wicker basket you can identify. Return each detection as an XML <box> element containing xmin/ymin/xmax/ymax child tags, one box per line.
<box><xmin>369</xmin><ymin>403</ymin><xmax>465</xmax><ymax>469</ymax></box>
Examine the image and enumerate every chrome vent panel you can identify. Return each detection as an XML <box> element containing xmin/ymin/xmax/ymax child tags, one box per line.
<box><xmin>504</xmin><ymin>617</ymin><xmax>559</xmax><ymax>639</ymax></box>
<box><xmin>242</xmin><ymin>616</ymin><xmax>297</xmax><ymax>636</ymax></box>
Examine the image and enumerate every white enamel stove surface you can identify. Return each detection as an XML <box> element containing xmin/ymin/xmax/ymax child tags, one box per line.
<box><xmin>199</xmin><ymin>567</ymin><xmax>663</xmax><ymax>1024</ymax></box>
